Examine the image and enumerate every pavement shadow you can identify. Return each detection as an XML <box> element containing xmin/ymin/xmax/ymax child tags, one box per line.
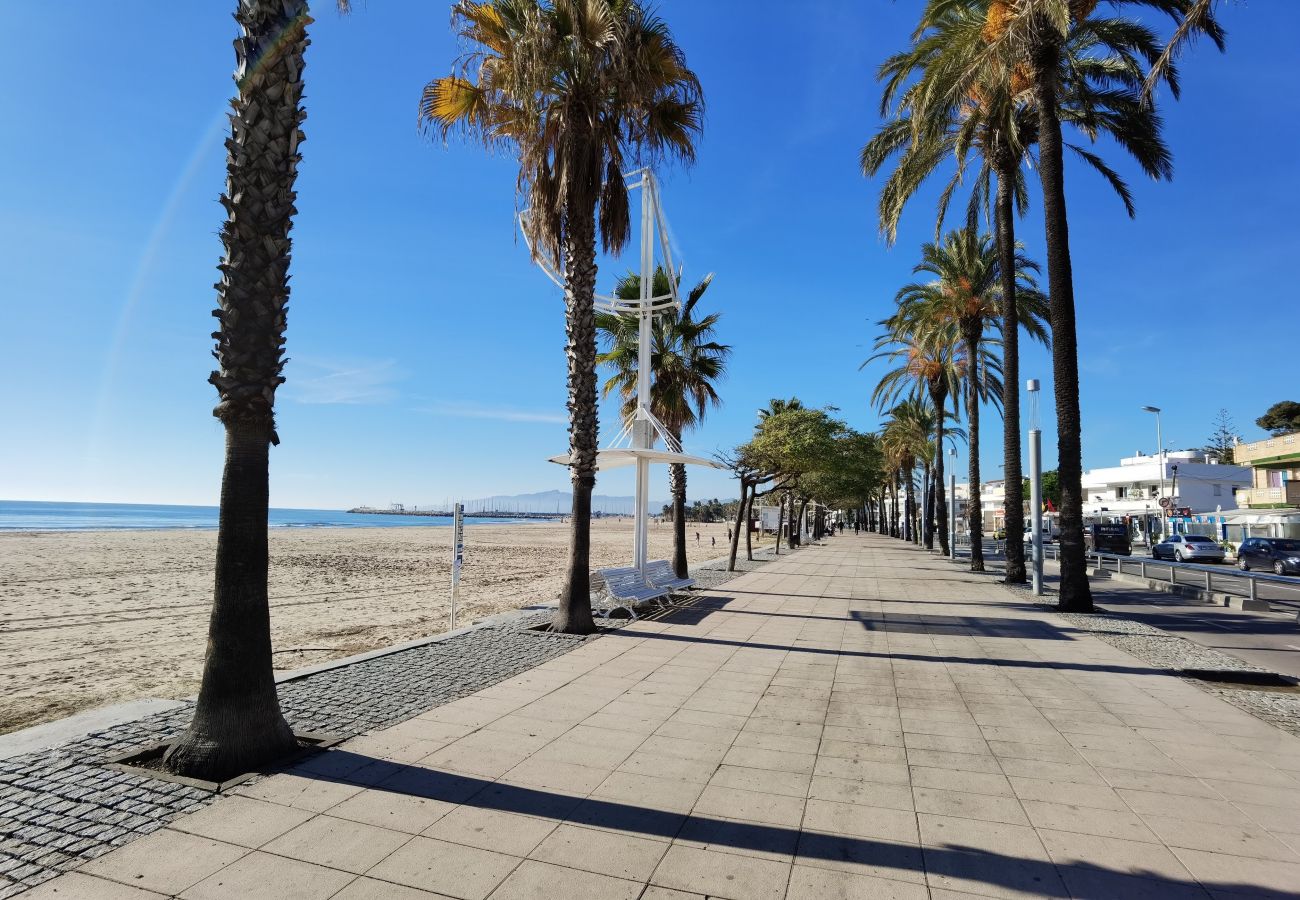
<box><xmin>290</xmin><ymin>749</ymin><xmax>1299</xmax><ymax>900</ymax></box>
<box><xmin>621</xmin><ymin>622</ymin><xmax>1172</xmax><ymax>677</ymax></box>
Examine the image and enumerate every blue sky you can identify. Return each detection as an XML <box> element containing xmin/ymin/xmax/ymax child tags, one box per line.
<box><xmin>1</xmin><ymin>2</ymin><xmax>1296</xmax><ymax>509</ymax></box>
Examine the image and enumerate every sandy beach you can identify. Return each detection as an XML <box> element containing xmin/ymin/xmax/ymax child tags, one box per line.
<box><xmin>0</xmin><ymin>518</ymin><xmax>738</xmax><ymax>735</ymax></box>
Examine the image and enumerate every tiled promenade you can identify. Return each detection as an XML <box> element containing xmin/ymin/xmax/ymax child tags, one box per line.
<box><xmin>22</xmin><ymin>535</ymin><xmax>1300</xmax><ymax>899</ymax></box>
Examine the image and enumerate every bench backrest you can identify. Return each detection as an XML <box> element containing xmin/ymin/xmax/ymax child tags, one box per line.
<box><xmin>598</xmin><ymin>566</ymin><xmax>666</xmax><ymax>601</ymax></box>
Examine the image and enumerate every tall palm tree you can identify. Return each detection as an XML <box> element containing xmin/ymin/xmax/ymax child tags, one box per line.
<box><xmin>867</xmin><ymin>322</ymin><xmax>964</xmax><ymax>554</ymax></box>
<box><xmin>596</xmin><ymin>267</ymin><xmax>730</xmax><ymax>578</ymax></box>
<box><xmin>164</xmin><ymin>0</ymin><xmax>350</xmax><ymax>782</ymax></box>
<box><xmin>884</xmin><ymin>399</ymin><xmax>938</xmax><ymax>546</ymax></box>
<box><xmin>894</xmin><ymin>228</ymin><xmax>1047</xmax><ymax>571</ymax></box>
<box><xmin>864</xmin><ymin>0</ymin><xmax>1188</xmax><ymax>590</ymax></box>
<box><xmin>422</xmin><ymin>0</ymin><xmax>703</xmax><ymax>632</ymax></box>
<box><xmin>970</xmin><ymin>0</ymin><xmax>1223</xmax><ymax>610</ymax></box>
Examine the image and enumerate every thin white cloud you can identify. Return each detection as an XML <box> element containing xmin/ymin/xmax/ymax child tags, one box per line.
<box><xmin>286</xmin><ymin>357</ymin><xmax>404</xmax><ymax>405</ymax></box>
<box><xmin>418</xmin><ymin>402</ymin><xmax>566</xmax><ymax>424</ymax></box>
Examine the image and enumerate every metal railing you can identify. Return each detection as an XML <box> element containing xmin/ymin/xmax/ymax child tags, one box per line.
<box><xmin>1036</xmin><ymin>545</ymin><xmax>1300</xmax><ymax>604</ymax></box>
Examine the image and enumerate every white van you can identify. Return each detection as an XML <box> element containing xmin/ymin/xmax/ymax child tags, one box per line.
<box><xmin>1023</xmin><ymin>520</ymin><xmax>1059</xmax><ymax>543</ymax></box>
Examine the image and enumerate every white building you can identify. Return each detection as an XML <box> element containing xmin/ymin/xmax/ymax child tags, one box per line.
<box><xmin>1081</xmin><ymin>450</ymin><xmax>1250</xmax><ymax>523</ymax></box>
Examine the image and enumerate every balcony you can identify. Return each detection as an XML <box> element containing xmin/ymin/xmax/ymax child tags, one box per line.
<box><xmin>1238</xmin><ymin>483</ymin><xmax>1300</xmax><ymax>508</ymax></box>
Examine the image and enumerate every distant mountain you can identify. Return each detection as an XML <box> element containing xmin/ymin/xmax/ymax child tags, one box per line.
<box><xmin>425</xmin><ymin>489</ymin><xmax>669</xmax><ymax>516</ymax></box>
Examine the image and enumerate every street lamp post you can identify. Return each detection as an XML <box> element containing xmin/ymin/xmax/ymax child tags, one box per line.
<box><xmin>1141</xmin><ymin>406</ymin><xmax>1165</xmax><ymax>540</ymax></box>
<box><xmin>1028</xmin><ymin>379</ymin><xmax>1043</xmax><ymax>595</ymax></box>
<box><xmin>949</xmin><ymin>447</ymin><xmax>958</xmax><ymax>560</ymax></box>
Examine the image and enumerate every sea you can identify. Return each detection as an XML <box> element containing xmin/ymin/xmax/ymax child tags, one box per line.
<box><xmin>0</xmin><ymin>500</ymin><xmax>539</xmax><ymax>532</ymax></box>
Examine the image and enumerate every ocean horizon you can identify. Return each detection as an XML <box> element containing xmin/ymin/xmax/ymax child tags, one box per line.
<box><xmin>0</xmin><ymin>500</ymin><xmax>542</xmax><ymax>532</ymax></box>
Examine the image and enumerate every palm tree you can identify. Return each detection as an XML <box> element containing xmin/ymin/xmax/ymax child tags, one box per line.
<box><xmin>894</xmin><ymin>228</ymin><xmax>1047</xmax><ymax>571</ymax></box>
<box><xmin>883</xmin><ymin>399</ymin><xmax>936</xmax><ymax>546</ymax></box>
<box><xmin>422</xmin><ymin>0</ymin><xmax>703</xmax><ymax>632</ymax></box>
<box><xmin>864</xmin><ymin>0</ymin><xmax>1188</xmax><ymax>589</ymax></box>
<box><xmin>969</xmin><ymin>0</ymin><xmax>1223</xmax><ymax>610</ymax></box>
<box><xmin>867</xmin><ymin>323</ymin><xmax>964</xmax><ymax>554</ymax></box>
<box><xmin>163</xmin><ymin>0</ymin><xmax>351</xmax><ymax>782</ymax></box>
<box><xmin>596</xmin><ymin>267</ymin><xmax>730</xmax><ymax>578</ymax></box>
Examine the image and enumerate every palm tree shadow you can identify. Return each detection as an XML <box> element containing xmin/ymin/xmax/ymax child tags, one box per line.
<box><xmin>284</xmin><ymin>749</ymin><xmax>1296</xmax><ymax>900</ymax></box>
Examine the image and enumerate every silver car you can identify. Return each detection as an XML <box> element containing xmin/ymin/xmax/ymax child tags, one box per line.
<box><xmin>1153</xmin><ymin>533</ymin><xmax>1225</xmax><ymax>563</ymax></box>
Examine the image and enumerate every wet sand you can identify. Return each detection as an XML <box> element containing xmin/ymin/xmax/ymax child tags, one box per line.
<box><xmin>0</xmin><ymin>518</ymin><xmax>733</xmax><ymax>734</ymax></box>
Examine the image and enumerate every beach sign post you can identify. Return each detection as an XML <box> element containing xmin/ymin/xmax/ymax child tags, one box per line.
<box><xmin>449</xmin><ymin>502</ymin><xmax>464</xmax><ymax>629</ymax></box>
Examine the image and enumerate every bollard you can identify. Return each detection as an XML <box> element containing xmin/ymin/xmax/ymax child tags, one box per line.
<box><xmin>1204</xmin><ymin>571</ymin><xmax>1212</xmax><ymax>592</ymax></box>
<box><xmin>1249</xmin><ymin>577</ymin><xmax>1257</xmax><ymax>603</ymax></box>
<box><xmin>1139</xmin><ymin>560</ymin><xmax>1146</xmax><ymax>579</ymax></box>
<box><xmin>1171</xmin><ymin>566</ymin><xmax>1177</xmax><ymax>585</ymax></box>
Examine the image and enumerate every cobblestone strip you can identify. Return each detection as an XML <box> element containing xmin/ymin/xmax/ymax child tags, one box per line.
<box><xmin>0</xmin><ymin>619</ymin><xmax>583</xmax><ymax>898</ymax></box>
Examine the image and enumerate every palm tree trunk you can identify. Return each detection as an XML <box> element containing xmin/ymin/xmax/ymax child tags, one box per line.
<box><xmin>1033</xmin><ymin>40</ymin><xmax>1092</xmax><ymax>612</ymax></box>
<box><xmin>669</xmin><ymin>451</ymin><xmax>688</xmax><ymax>578</ymax></box>
<box><xmin>923</xmin><ymin>462</ymin><xmax>934</xmax><ymax>549</ymax></box>
<box><xmin>903</xmin><ymin>468</ymin><xmax>915</xmax><ymax>544</ymax></box>
<box><xmin>965</xmin><ymin>322</ymin><xmax>985</xmax><ymax>572</ymax></box>
<box><xmin>932</xmin><ymin>385</ymin><xmax>949</xmax><ymax>556</ymax></box>
<box><xmin>165</xmin><ymin>422</ymin><xmax>297</xmax><ymax>780</ymax></box>
<box><xmin>553</xmin><ymin>183</ymin><xmax>600</xmax><ymax>634</ymax></box>
<box><xmin>997</xmin><ymin>160</ymin><xmax>1028</xmax><ymax>584</ymax></box>
<box><xmin>163</xmin><ymin>0</ymin><xmax>308</xmax><ymax>782</ymax></box>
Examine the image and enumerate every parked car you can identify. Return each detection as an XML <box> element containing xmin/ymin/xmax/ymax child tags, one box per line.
<box><xmin>1152</xmin><ymin>533</ymin><xmax>1225</xmax><ymax>563</ymax></box>
<box><xmin>1084</xmin><ymin>523</ymin><xmax>1131</xmax><ymax>556</ymax></box>
<box><xmin>1236</xmin><ymin>538</ymin><xmax>1300</xmax><ymax>575</ymax></box>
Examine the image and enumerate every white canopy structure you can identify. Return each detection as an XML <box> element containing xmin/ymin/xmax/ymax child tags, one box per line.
<box><xmin>528</xmin><ymin>168</ymin><xmax>723</xmax><ymax>574</ymax></box>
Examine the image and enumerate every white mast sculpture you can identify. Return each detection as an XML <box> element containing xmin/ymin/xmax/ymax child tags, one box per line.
<box><xmin>524</xmin><ymin>168</ymin><xmax>721</xmax><ymax>575</ymax></box>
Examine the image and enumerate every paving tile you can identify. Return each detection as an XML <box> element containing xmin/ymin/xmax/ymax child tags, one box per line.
<box><xmin>1171</xmin><ymin>846</ymin><xmax>1300</xmax><ymax>898</ymax></box>
<box><xmin>331</xmin><ymin>878</ymin><xmax>455</xmax><ymax>899</ymax></box>
<box><xmin>911</xmin><ymin>766</ymin><xmax>1012</xmax><ymax>797</ymax></box>
<box><xmin>366</xmin><ymin>836</ymin><xmax>520</xmax><ymax>900</ymax></box>
<box><xmin>1021</xmin><ymin>799</ymin><xmax>1158</xmax><ymax>842</ymax></box>
<box><xmin>16</xmin><ymin>873</ymin><xmax>168</xmax><ymax>899</ymax></box>
<box><xmin>709</xmin><ymin>763</ymin><xmax>810</xmax><ymax>798</ymax></box>
<box><xmin>815</xmin><ymin>757</ymin><xmax>911</xmax><ymax>785</ymax></box>
<box><xmin>651</xmin><ymin>843</ymin><xmax>791</xmax><ymax>900</ymax></box>
<box><xmin>674</xmin><ymin>813</ymin><xmax>799</xmax><ymax>862</ymax></box>
<box><xmin>591</xmin><ymin>771</ymin><xmax>707</xmax><ymax>814</ymax></box>
<box><xmin>692</xmin><ymin>784</ymin><xmax>805</xmax><ymax>827</ymax></box>
<box><xmin>1119</xmin><ymin>789</ymin><xmax>1255</xmax><ymax>825</ymax></box>
<box><xmin>803</xmin><ymin>799</ymin><xmax>919</xmax><ymax>843</ymax></box>
<box><xmin>80</xmin><ymin>829</ymin><xmax>247</xmax><ymax>897</ymax></box>
<box><xmin>1037</xmin><ymin>829</ymin><xmax>1196</xmax><ymax>882</ymax></box>
<box><xmin>327</xmin><ymin>785</ymin><xmax>456</xmax><ymax>833</ymax></box>
<box><xmin>1142</xmin><ymin>815</ymin><xmax>1300</xmax><ymax>863</ymax></box>
<box><xmin>913</xmin><ymin>787</ymin><xmax>1029</xmax><ymax>826</ymax></box>
<box><xmin>1008</xmin><ymin>776</ymin><xmax>1126</xmax><ymax>810</ymax></box>
<box><xmin>786</xmin><ymin>864</ymin><xmax>929</xmax><ymax>899</ymax></box>
<box><xmin>529</xmin><ymin>823</ymin><xmax>669</xmax><ymax>880</ymax></box>
<box><xmin>261</xmin><ymin>814</ymin><xmax>410</xmax><ymax>874</ymax></box>
<box><xmin>423</xmin><ymin>806</ymin><xmax>558</xmax><ymax>856</ymax></box>
<box><xmin>230</xmin><ymin>772</ymin><xmax>363</xmax><ymax>812</ymax></box>
<box><xmin>619</xmin><ymin>750</ymin><xmax>719</xmax><ymax>783</ymax></box>
<box><xmin>178</xmin><ymin>852</ymin><xmax>354</xmax><ymax>900</ymax></box>
<box><xmin>166</xmin><ymin>795</ymin><xmax>315</xmax><ymax>848</ymax></box>
<box><xmin>807</xmin><ymin>775</ymin><xmax>915</xmax><ymax>811</ymax></box>
<box><xmin>487</xmin><ymin>859</ymin><xmax>642</xmax><ymax>900</ymax></box>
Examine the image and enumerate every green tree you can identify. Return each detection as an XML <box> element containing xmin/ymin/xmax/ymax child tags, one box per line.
<box><xmin>1204</xmin><ymin>408</ymin><xmax>1238</xmax><ymax>463</ymax></box>
<box><xmin>1023</xmin><ymin>468</ymin><xmax>1062</xmax><ymax>510</ymax></box>
<box><xmin>1256</xmin><ymin>401</ymin><xmax>1300</xmax><ymax>437</ymax></box>
<box><xmin>596</xmin><ymin>268</ymin><xmax>730</xmax><ymax>578</ymax></box>
<box><xmin>893</xmin><ymin>228</ymin><xmax>1047</xmax><ymax>571</ymax></box>
<box><xmin>423</xmin><ymin>0</ymin><xmax>703</xmax><ymax>633</ymax></box>
<box><xmin>164</xmin><ymin>0</ymin><xmax>352</xmax><ymax>782</ymax></box>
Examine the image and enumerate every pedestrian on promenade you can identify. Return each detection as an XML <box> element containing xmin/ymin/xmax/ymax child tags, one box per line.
<box><xmin>695</xmin><ymin>531</ymin><xmax>700</xmax><ymax>544</ymax></box>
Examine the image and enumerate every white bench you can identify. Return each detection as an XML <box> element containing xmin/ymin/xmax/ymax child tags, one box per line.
<box><xmin>645</xmin><ymin>559</ymin><xmax>695</xmax><ymax>596</ymax></box>
<box><xmin>594</xmin><ymin>567</ymin><xmax>671</xmax><ymax>620</ymax></box>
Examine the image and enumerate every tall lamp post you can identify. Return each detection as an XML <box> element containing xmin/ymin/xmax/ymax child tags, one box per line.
<box><xmin>1141</xmin><ymin>406</ymin><xmax>1165</xmax><ymax>540</ymax></box>
<box><xmin>949</xmin><ymin>446</ymin><xmax>958</xmax><ymax>560</ymax></box>
<box><xmin>1028</xmin><ymin>379</ymin><xmax>1043</xmax><ymax>595</ymax></box>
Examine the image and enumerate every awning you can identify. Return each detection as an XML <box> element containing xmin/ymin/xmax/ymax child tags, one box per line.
<box><xmin>547</xmin><ymin>448</ymin><xmax>725</xmax><ymax>471</ymax></box>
